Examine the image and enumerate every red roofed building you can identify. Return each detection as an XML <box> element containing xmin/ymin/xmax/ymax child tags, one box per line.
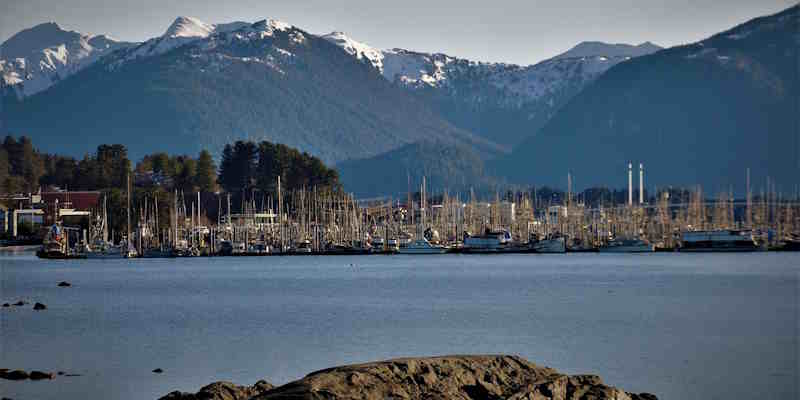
<box><xmin>41</xmin><ymin>191</ymin><xmax>101</xmax><ymax>225</ymax></box>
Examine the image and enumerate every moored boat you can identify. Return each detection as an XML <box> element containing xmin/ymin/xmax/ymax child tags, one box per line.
<box><xmin>463</xmin><ymin>229</ymin><xmax>512</xmax><ymax>253</ymax></box>
<box><xmin>37</xmin><ymin>224</ymin><xmax>85</xmax><ymax>259</ymax></box>
<box><xmin>293</xmin><ymin>239</ymin><xmax>313</xmax><ymax>254</ymax></box>
<box><xmin>598</xmin><ymin>238</ymin><xmax>654</xmax><ymax>253</ymax></box>
<box><xmin>679</xmin><ymin>230</ymin><xmax>762</xmax><ymax>252</ymax></box>
<box><xmin>398</xmin><ymin>238</ymin><xmax>447</xmax><ymax>254</ymax></box>
<box><xmin>531</xmin><ymin>233</ymin><xmax>567</xmax><ymax>254</ymax></box>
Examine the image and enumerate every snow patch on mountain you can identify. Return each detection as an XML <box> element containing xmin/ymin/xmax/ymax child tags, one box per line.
<box><xmin>552</xmin><ymin>41</ymin><xmax>662</xmax><ymax>59</ymax></box>
<box><xmin>321</xmin><ymin>31</ymin><xmax>384</xmax><ymax>70</ymax></box>
<box><xmin>175</xmin><ymin>19</ymin><xmax>301</xmax><ymax>77</ymax></box>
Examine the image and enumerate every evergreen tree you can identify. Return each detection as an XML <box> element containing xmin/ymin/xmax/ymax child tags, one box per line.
<box><xmin>173</xmin><ymin>156</ymin><xmax>197</xmax><ymax>194</ymax></box>
<box><xmin>151</xmin><ymin>153</ymin><xmax>172</xmax><ymax>175</ymax></box>
<box><xmin>95</xmin><ymin>144</ymin><xmax>131</xmax><ymax>189</ymax></box>
<box><xmin>218</xmin><ymin>141</ymin><xmax>257</xmax><ymax>192</ymax></box>
<box><xmin>0</xmin><ymin>148</ymin><xmax>9</xmax><ymax>192</ymax></box>
<box><xmin>194</xmin><ymin>149</ymin><xmax>217</xmax><ymax>192</ymax></box>
<box><xmin>19</xmin><ymin>136</ymin><xmax>44</xmax><ymax>191</ymax></box>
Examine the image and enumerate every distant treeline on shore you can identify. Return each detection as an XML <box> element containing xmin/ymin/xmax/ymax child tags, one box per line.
<box><xmin>0</xmin><ymin>136</ymin><xmax>341</xmax><ymax>238</ymax></box>
<box><xmin>0</xmin><ymin>135</ymin><xmax>339</xmax><ymax>195</ymax></box>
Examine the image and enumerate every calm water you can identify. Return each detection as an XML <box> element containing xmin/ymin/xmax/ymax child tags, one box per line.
<box><xmin>0</xmin><ymin>252</ymin><xmax>797</xmax><ymax>400</ymax></box>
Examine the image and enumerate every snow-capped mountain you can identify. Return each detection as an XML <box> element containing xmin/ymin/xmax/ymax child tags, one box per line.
<box><xmin>122</xmin><ymin>16</ymin><xmax>252</xmax><ymax>61</ymax></box>
<box><xmin>4</xmin><ymin>18</ymin><xmax>496</xmax><ymax>166</ymax></box>
<box><xmin>0</xmin><ymin>16</ymin><xmax>260</xmax><ymax>97</ymax></box>
<box><xmin>0</xmin><ymin>22</ymin><xmax>135</xmax><ymax>97</ymax></box>
<box><xmin>322</xmin><ymin>32</ymin><xmax>661</xmax><ymax>104</ymax></box>
<box><xmin>321</xmin><ymin>32</ymin><xmax>662</xmax><ymax>145</ymax></box>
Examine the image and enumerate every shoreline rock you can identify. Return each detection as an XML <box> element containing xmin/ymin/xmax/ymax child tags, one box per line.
<box><xmin>57</xmin><ymin>281</ymin><xmax>72</xmax><ymax>287</ymax></box>
<box><xmin>159</xmin><ymin>355</ymin><xmax>657</xmax><ymax>400</ymax></box>
<box><xmin>161</xmin><ymin>381</ymin><xmax>275</xmax><ymax>400</ymax></box>
<box><xmin>0</xmin><ymin>370</ymin><xmax>29</xmax><ymax>381</ymax></box>
<box><xmin>33</xmin><ymin>302</ymin><xmax>47</xmax><ymax>310</ymax></box>
<box><xmin>1</xmin><ymin>369</ymin><xmax>68</xmax><ymax>381</ymax></box>
<box><xmin>29</xmin><ymin>370</ymin><xmax>54</xmax><ymax>380</ymax></box>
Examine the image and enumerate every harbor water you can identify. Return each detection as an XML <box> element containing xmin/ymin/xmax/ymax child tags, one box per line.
<box><xmin>0</xmin><ymin>252</ymin><xmax>797</xmax><ymax>399</ymax></box>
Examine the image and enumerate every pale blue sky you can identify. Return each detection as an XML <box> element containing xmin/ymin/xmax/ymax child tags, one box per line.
<box><xmin>1</xmin><ymin>0</ymin><xmax>795</xmax><ymax>65</ymax></box>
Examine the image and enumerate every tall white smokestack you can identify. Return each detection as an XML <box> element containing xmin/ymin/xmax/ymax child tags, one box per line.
<box><xmin>628</xmin><ymin>162</ymin><xmax>633</xmax><ymax>206</ymax></box>
<box><xmin>639</xmin><ymin>163</ymin><xmax>644</xmax><ymax>204</ymax></box>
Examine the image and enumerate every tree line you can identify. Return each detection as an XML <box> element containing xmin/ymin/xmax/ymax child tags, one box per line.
<box><xmin>1</xmin><ymin>136</ymin><xmax>339</xmax><ymax>196</ymax></box>
<box><xmin>218</xmin><ymin>140</ymin><xmax>340</xmax><ymax>194</ymax></box>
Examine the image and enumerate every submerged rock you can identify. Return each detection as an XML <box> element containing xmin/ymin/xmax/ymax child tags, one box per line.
<box><xmin>159</xmin><ymin>380</ymin><xmax>275</xmax><ymax>400</ymax></box>
<box><xmin>33</xmin><ymin>302</ymin><xmax>47</xmax><ymax>310</ymax></box>
<box><xmin>29</xmin><ymin>370</ymin><xmax>54</xmax><ymax>380</ymax></box>
<box><xmin>160</xmin><ymin>355</ymin><xmax>657</xmax><ymax>400</ymax></box>
<box><xmin>0</xmin><ymin>369</ymin><xmax>29</xmax><ymax>380</ymax></box>
<box><xmin>57</xmin><ymin>281</ymin><xmax>72</xmax><ymax>287</ymax></box>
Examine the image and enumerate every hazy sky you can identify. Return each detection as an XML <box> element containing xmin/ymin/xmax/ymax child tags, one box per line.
<box><xmin>1</xmin><ymin>0</ymin><xmax>795</xmax><ymax>65</ymax></box>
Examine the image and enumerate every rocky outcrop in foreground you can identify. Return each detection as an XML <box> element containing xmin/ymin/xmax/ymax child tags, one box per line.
<box><xmin>161</xmin><ymin>380</ymin><xmax>275</xmax><ymax>400</ymax></box>
<box><xmin>160</xmin><ymin>355</ymin><xmax>657</xmax><ymax>400</ymax></box>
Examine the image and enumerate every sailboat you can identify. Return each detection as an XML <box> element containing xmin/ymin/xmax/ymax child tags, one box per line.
<box><xmin>398</xmin><ymin>176</ymin><xmax>447</xmax><ymax>255</ymax></box>
<box><xmin>124</xmin><ymin>173</ymin><xmax>138</xmax><ymax>258</ymax></box>
<box><xmin>85</xmin><ymin>196</ymin><xmax>126</xmax><ymax>259</ymax></box>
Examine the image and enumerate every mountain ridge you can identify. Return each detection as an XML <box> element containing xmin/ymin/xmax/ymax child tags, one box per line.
<box><xmin>2</xmin><ymin>19</ymin><xmax>500</xmax><ymax>167</ymax></box>
<box><xmin>494</xmin><ymin>4</ymin><xmax>799</xmax><ymax>193</ymax></box>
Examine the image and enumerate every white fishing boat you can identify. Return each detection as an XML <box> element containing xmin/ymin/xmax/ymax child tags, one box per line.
<box><xmin>463</xmin><ymin>229</ymin><xmax>512</xmax><ymax>252</ymax></box>
<box><xmin>85</xmin><ymin>240</ymin><xmax>125</xmax><ymax>259</ymax></box>
<box><xmin>371</xmin><ymin>237</ymin><xmax>385</xmax><ymax>251</ymax></box>
<box><xmin>398</xmin><ymin>238</ymin><xmax>447</xmax><ymax>254</ymax></box>
<box><xmin>293</xmin><ymin>239</ymin><xmax>313</xmax><ymax>253</ymax></box>
<box><xmin>532</xmin><ymin>234</ymin><xmax>567</xmax><ymax>254</ymax></box>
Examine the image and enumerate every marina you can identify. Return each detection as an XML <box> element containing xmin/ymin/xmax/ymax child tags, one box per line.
<box><xmin>15</xmin><ymin>167</ymin><xmax>798</xmax><ymax>259</ymax></box>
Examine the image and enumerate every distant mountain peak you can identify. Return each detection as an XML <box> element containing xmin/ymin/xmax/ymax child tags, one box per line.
<box><xmin>552</xmin><ymin>41</ymin><xmax>662</xmax><ymax>60</ymax></box>
<box><xmin>1</xmin><ymin>21</ymin><xmax>134</xmax><ymax>97</ymax></box>
<box><xmin>124</xmin><ymin>17</ymin><xmax>258</xmax><ymax>62</ymax></box>
<box><xmin>1</xmin><ymin>21</ymin><xmax>81</xmax><ymax>60</ymax></box>
<box><xmin>321</xmin><ymin>31</ymin><xmax>384</xmax><ymax>70</ymax></box>
<box><xmin>252</xmin><ymin>19</ymin><xmax>292</xmax><ymax>32</ymax></box>
<box><xmin>163</xmin><ymin>16</ymin><xmax>216</xmax><ymax>39</ymax></box>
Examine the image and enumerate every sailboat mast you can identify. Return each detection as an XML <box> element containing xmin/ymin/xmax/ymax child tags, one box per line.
<box><xmin>127</xmin><ymin>173</ymin><xmax>131</xmax><ymax>246</ymax></box>
<box><xmin>103</xmin><ymin>196</ymin><xmax>108</xmax><ymax>243</ymax></box>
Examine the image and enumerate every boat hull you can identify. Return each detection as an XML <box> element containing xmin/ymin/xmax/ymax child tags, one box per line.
<box><xmin>397</xmin><ymin>248</ymin><xmax>447</xmax><ymax>254</ymax></box>
<box><xmin>36</xmin><ymin>250</ymin><xmax>86</xmax><ymax>259</ymax></box>
<box><xmin>533</xmin><ymin>238</ymin><xmax>567</xmax><ymax>254</ymax></box>
<box><xmin>678</xmin><ymin>246</ymin><xmax>762</xmax><ymax>253</ymax></box>
<box><xmin>598</xmin><ymin>245</ymin><xmax>654</xmax><ymax>253</ymax></box>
